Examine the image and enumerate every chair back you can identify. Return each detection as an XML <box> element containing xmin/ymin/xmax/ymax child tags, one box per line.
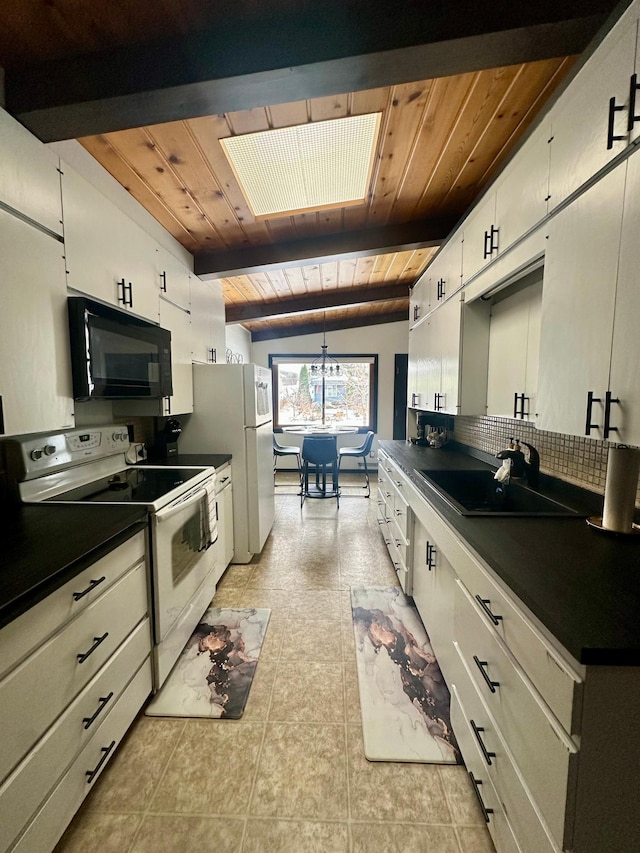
<box><xmin>360</xmin><ymin>431</ymin><xmax>375</xmax><ymax>455</ymax></box>
<box><xmin>302</xmin><ymin>435</ymin><xmax>337</xmax><ymax>466</ymax></box>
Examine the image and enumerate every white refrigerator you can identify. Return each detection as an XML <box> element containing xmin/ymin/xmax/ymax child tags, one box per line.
<box><xmin>180</xmin><ymin>363</ymin><xmax>275</xmax><ymax>563</ymax></box>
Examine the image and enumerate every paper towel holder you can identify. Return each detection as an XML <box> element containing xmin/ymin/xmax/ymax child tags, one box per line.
<box><xmin>586</xmin><ymin>516</ymin><xmax>640</xmax><ymax>536</ymax></box>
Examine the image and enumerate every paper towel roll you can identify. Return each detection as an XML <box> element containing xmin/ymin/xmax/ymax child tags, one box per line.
<box><xmin>602</xmin><ymin>445</ymin><xmax>640</xmax><ymax>532</ymax></box>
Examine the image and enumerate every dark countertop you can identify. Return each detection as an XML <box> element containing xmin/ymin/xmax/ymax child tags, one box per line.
<box><xmin>379</xmin><ymin>440</ymin><xmax>640</xmax><ymax>667</ymax></box>
<box><xmin>1</xmin><ymin>503</ymin><xmax>148</xmax><ymax>631</ymax></box>
<box><xmin>145</xmin><ymin>453</ymin><xmax>231</xmax><ymax>469</ymax></box>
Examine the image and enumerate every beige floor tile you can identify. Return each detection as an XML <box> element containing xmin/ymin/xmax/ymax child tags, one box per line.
<box><xmin>216</xmin><ymin>564</ymin><xmax>255</xmax><ymax>590</ymax></box>
<box><xmin>83</xmin><ymin>716</ymin><xmax>186</xmax><ymax>812</ymax></box>
<box><xmin>250</xmin><ymin>722</ymin><xmax>348</xmax><ymax>820</ymax></box>
<box><xmin>54</xmin><ymin>811</ymin><xmax>142</xmax><ymax>853</ymax></box>
<box><xmin>279</xmin><ymin>619</ymin><xmax>342</xmax><ymax>662</ymax></box>
<box><xmin>131</xmin><ymin>814</ymin><xmax>245</xmax><ymax>853</ymax></box>
<box><xmin>268</xmin><ymin>661</ymin><xmax>345</xmax><ymax>723</ymax></box>
<box><xmin>347</xmin><ymin>725</ymin><xmax>452</xmax><ymax>824</ymax></box>
<box><xmin>341</xmin><ymin>622</ymin><xmax>357</xmax><ymax>661</ymax></box>
<box><xmin>438</xmin><ymin>766</ymin><xmax>487</xmax><ymax>826</ymax></box>
<box><xmin>242</xmin><ymin>819</ymin><xmax>349</xmax><ymax>852</ymax></box>
<box><xmin>287</xmin><ymin>589</ymin><xmax>342</xmax><ymax>620</ymax></box>
<box><xmin>344</xmin><ymin>662</ymin><xmax>362</xmax><ymax>724</ymax></box>
<box><xmin>150</xmin><ymin>720</ymin><xmax>265</xmax><ymax>815</ymax></box>
<box><xmin>455</xmin><ymin>825</ymin><xmax>496</xmax><ymax>852</ymax></box>
<box><xmin>257</xmin><ymin>619</ymin><xmax>284</xmax><ymax>661</ymax></box>
<box><xmin>351</xmin><ymin>822</ymin><xmax>461</xmax><ymax>852</ymax></box>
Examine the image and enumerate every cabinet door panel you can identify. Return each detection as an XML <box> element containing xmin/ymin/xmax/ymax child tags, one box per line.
<box><xmin>438</xmin><ymin>298</ymin><xmax>462</xmax><ymax>415</ymax></box>
<box><xmin>547</xmin><ymin>11</ymin><xmax>638</xmax><ymax>208</ymax></box>
<box><xmin>462</xmin><ymin>192</ymin><xmax>497</xmax><ymax>283</ymax></box>
<box><xmin>536</xmin><ymin>164</ymin><xmax>626</xmax><ymax>437</ymax></box>
<box><xmin>159</xmin><ymin>299</ymin><xmax>194</xmax><ymax>415</ymax></box>
<box><xmin>608</xmin><ymin>150</ymin><xmax>640</xmax><ymax>444</ymax></box>
<box><xmin>0</xmin><ymin>211</ymin><xmax>74</xmax><ymax>435</ymax></box>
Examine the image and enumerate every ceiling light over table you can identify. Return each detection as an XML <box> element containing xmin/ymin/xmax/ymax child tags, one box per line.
<box><xmin>220</xmin><ymin>113</ymin><xmax>381</xmax><ymax>218</ymax></box>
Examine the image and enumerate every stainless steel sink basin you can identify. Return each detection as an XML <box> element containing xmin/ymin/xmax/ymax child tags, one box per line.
<box><xmin>414</xmin><ymin>469</ymin><xmax>584</xmax><ymax>517</ymax></box>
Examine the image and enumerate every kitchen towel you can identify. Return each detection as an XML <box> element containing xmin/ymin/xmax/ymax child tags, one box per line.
<box><xmin>602</xmin><ymin>444</ymin><xmax>640</xmax><ymax>532</ymax></box>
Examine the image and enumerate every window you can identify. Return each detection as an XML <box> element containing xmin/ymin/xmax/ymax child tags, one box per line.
<box><xmin>269</xmin><ymin>354</ymin><xmax>378</xmax><ymax>432</ymax></box>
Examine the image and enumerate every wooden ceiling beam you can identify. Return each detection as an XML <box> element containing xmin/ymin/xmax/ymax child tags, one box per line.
<box><xmin>5</xmin><ymin>1</ymin><xmax>621</xmax><ymax>141</ymax></box>
<box><xmin>226</xmin><ymin>284</ymin><xmax>408</xmax><ymax>324</ymax></box>
<box><xmin>250</xmin><ymin>309</ymin><xmax>410</xmax><ymax>342</ymax></box>
<box><xmin>195</xmin><ymin>216</ymin><xmax>455</xmax><ymax>279</ymax></box>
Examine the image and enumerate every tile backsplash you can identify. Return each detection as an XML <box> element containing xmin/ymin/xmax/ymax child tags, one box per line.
<box><xmin>453</xmin><ymin>415</ymin><xmax>640</xmax><ymax>505</ymax></box>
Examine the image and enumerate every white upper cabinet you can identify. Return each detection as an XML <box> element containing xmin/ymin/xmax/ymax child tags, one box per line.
<box><xmin>494</xmin><ymin>120</ymin><xmax>552</xmax><ymax>253</ymax></box>
<box><xmin>547</xmin><ymin>3</ymin><xmax>640</xmax><ymax>209</ymax></box>
<box><xmin>537</xmin><ymin>162</ymin><xmax>626</xmax><ymax>439</ymax></box>
<box><xmin>486</xmin><ymin>277</ymin><xmax>542</xmax><ymax>421</ymax></box>
<box><xmin>461</xmin><ymin>191</ymin><xmax>498</xmax><ymax>284</ymax></box>
<box><xmin>158</xmin><ymin>298</ymin><xmax>194</xmax><ymax>416</ymax></box>
<box><xmin>156</xmin><ymin>245</ymin><xmax>190</xmax><ymax>311</ymax></box>
<box><xmin>409</xmin><ymin>274</ymin><xmax>428</xmax><ymax>329</ymax></box>
<box><xmin>434</xmin><ymin>231</ymin><xmax>463</xmax><ymax>306</ymax></box>
<box><xmin>190</xmin><ymin>277</ymin><xmax>226</xmax><ymax>365</ymax></box>
<box><xmin>0</xmin><ymin>108</ymin><xmax>63</xmax><ymax>236</ymax></box>
<box><xmin>0</xmin><ymin>210</ymin><xmax>74</xmax><ymax>435</ymax></box>
<box><xmin>61</xmin><ymin>165</ymin><xmax>160</xmax><ymax>322</ymax></box>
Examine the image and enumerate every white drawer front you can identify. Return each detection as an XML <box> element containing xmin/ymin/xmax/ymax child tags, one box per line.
<box><xmin>11</xmin><ymin>661</ymin><xmax>152</xmax><ymax>853</ymax></box>
<box><xmin>449</xmin><ymin>686</ymin><xmax>522</xmax><ymax>853</ymax></box>
<box><xmin>452</xmin><ymin>547</ymin><xmax>581</xmax><ymax>733</ymax></box>
<box><xmin>454</xmin><ymin>579</ymin><xmax>575</xmax><ymax>846</ymax></box>
<box><xmin>0</xmin><ymin>620</ymin><xmax>151</xmax><ymax>851</ymax></box>
<box><xmin>0</xmin><ymin>531</ymin><xmax>146</xmax><ymax>680</ymax></box>
<box><xmin>0</xmin><ymin>562</ymin><xmax>148</xmax><ymax>784</ymax></box>
<box><xmin>451</xmin><ymin>657</ymin><xmax>561</xmax><ymax>853</ymax></box>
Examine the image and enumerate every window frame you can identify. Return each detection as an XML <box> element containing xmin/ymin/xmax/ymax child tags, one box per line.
<box><xmin>269</xmin><ymin>353</ymin><xmax>378</xmax><ymax>433</ymax></box>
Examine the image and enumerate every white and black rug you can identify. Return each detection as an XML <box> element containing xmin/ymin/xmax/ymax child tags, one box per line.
<box><xmin>351</xmin><ymin>586</ymin><xmax>460</xmax><ymax>764</ymax></box>
<box><xmin>145</xmin><ymin>608</ymin><xmax>270</xmax><ymax>719</ymax></box>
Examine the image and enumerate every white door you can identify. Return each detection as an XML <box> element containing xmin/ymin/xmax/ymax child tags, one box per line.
<box><xmin>245</xmin><ymin>421</ymin><xmax>275</xmax><ymax>554</ymax></box>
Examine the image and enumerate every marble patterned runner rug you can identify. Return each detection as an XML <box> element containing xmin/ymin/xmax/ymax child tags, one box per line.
<box><xmin>145</xmin><ymin>608</ymin><xmax>270</xmax><ymax>719</ymax></box>
<box><xmin>351</xmin><ymin>587</ymin><xmax>460</xmax><ymax>763</ymax></box>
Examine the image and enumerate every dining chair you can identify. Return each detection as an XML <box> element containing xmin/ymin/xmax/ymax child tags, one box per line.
<box><xmin>273</xmin><ymin>435</ymin><xmax>302</xmax><ymax>487</ymax></box>
<box><xmin>337</xmin><ymin>430</ymin><xmax>375</xmax><ymax>497</ymax></box>
<box><xmin>300</xmin><ymin>435</ymin><xmax>340</xmax><ymax>508</ymax></box>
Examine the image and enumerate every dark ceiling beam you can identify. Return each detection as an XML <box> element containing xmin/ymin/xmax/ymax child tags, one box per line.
<box><xmin>195</xmin><ymin>215</ymin><xmax>455</xmax><ymax>280</ymax></box>
<box><xmin>250</xmin><ymin>308</ymin><xmax>409</xmax><ymax>342</ymax></box>
<box><xmin>4</xmin><ymin>0</ymin><xmax>620</xmax><ymax>141</ymax></box>
<box><xmin>227</xmin><ymin>284</ymin><xmax>408</xmax><ymax>324</ymax></box>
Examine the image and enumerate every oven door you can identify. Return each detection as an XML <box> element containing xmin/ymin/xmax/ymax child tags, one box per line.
<box><xmin>151</xmin><ymin>483</ymin><xmax>218</xmax><ymax>644</ymax></box>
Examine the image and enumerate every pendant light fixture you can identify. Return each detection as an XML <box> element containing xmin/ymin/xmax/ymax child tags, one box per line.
<box><xmin>310</xmin><ymin>319</ymin><xmax>340</xmax><ymax>376</ymax></box>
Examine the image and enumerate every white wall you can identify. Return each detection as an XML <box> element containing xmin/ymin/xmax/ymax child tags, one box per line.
<box><xmin>225</xmin><ymin>324</ymin><xmax>252</xmax><ymax>365</ymax></box>
<box><xmin>251</xmin><ymin>321</ymin><xmax>409</xmax><ymax>443</ymax></box>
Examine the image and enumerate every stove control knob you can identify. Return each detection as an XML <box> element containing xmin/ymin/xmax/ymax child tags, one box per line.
<box><xmin>43</xmin><ymin>444</ymin><xmax>56</xmax><ymax>456</ymax></box>
<box><xmin>30</xmin><ymin>448</ymin><xmax>43</xmax><ymax>460</ymax></box>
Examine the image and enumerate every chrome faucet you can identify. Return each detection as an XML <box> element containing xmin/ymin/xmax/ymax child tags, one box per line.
<box><xmin>496</xmin><ymin>438</ymin><xmax>540</xmax><ymax>489</ymax></box>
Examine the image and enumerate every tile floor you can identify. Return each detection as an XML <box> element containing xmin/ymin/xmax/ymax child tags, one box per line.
<box><xmin>54</xmin><ymin>474</ymin><xmax>495</xmax><ymax>853</ymax></box>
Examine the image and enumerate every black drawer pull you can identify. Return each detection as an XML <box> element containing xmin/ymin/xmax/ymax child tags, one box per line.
<box><xmin>470</xmin><ymin>719</ymin><xmax>496</xmax><ymax>766</ymax></box>
<box><xmin>72</xmin><ymin>576</ymin><xmax>106</xmax><ymax>602</ymax></box>
<box><xmin>603</xmin><ymin>390</ymin><xmax>620</xmax><ymax>440</ymax></box>
<box><xmin>475</xmin><ymin>595</ymin><xmax>503</xmax><ymax>626</ymax></box>
<box><xmin>86</xmin><ymin>740</ymin><xmax>116</xmax><ymax>783</ymax></box>
<box><xmin>83</xmin><ymin>692</ymin><xmax>114</xmax><ymax>730</ymax></box>
<box><xmin>160</xmin><ymin>270</ymin><xmax>167</xmax><ymax>292</ymax></box>
<box><xmin>426</xmin><ymin>541</ymin><xmax>436</xmax><ymax>571</ymax></box>
<box><xmin>117</xmin><ymin>279</ymin><xmax>133</xmax><ymax>307</ymax></box>
<box><xmin>473</xmin><ymin>655</ymin><xmax>500</xmax><ymax>693</ymax></box>
<box><xmin>585</xmin><ymin>390</ymin><xmax>601</xmax><ymax>435</ymax></box>
<box><xmin>607</xmin><ymin>96</ymin><xmax>626</xmax><ymax>150</ymax></box>
<box><xmin>469</xmin><ymin>772</ymin><xmax>494</xmax><ymax>822</ymax></box>
<box><xmin>628</xmin><ymin>73</ymin><xmax>640</xmax><ymax>132</ymax></box>
<box><xmin>77</xmin><ymin>632</ymin><xmax>109</xmax><ymax>664</ymax></box>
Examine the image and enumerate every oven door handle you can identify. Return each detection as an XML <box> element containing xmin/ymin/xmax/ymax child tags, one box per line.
<box><xmin>155</xmin><ymin>487</ymin><xmax>208</xmax><ymax>522</ymax></box>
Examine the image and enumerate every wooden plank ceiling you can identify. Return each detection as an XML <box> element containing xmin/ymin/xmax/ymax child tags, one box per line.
<box><xmin>0</xmin><ymin>0</ymin><xmax>606</xmax><ymax>339</ymax></box>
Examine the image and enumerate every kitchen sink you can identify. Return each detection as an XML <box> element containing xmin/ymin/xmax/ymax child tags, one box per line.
<box><xmin>414</xmin><ymin>469</ymin><xmax>584</xmax><ymax>517</ymax></box>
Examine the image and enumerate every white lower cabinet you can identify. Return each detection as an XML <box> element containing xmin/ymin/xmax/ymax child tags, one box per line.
<box><xmin>382</xmin><ymin>447</ymin><xmax>640</xmax><ymax>853</ymax></box>
<box><xmin>377</xmin><ymin>450</ymin><xmax>412</xmax><ymax>592</ymax></box>
<box><xmin>0</xmin><ymin>530</ymin><xmax>152</xmax><ymax>853</ymax></box>
<box><xmin>215</xmin><ymin>462</ymin><xmax>234</xmax><ymax>578</ymax></box>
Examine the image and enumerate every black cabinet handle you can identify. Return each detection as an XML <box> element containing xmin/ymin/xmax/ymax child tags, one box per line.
<box><xmin>470</xmin><ymin>719</ymin><xmax>496</xmax><ymax>766</ymax></box>
<box><xmin>117</xmin><ymin>279</ymin><xmax>133</xmax><ymax>307</ymax></box>
<box><xmin>77</xmin><ymin>632</ymin><xmax>109</xmax><ymax>664</ymax></box>
<box><xmin>468</xmin><ymin>772</ymin><xmax>494</xmax><ymax>822</ymax></box>
<box><xmin>86</xmin><ymin>740</ymin><xmax>116</xmax><ymax>784</ymax></box>
<box><xmin>585</xmin><ymin>391</ymin><xmax>601</xmax><ymax>435</ymax></box>
<box><xmin>411</xmin><ymin>393</ymin><xmax>419</xmax><ymax>407</ymax></box>
<box><xmin>208</xmin><ymin>347</ymin><xmax>217</xmax><ymax>363</ymax></box>
<box><xmin>72</xmin><ymin>576</ymin><xmax>106</xmax><ymax>602</ymax></box>
<box><xmin>426</xmin><ymin>541</ymin><xmax>436</xmax><ymax>570</ymax></box>
<box><xmin>513</xmin><ymin>392</ymin><xmax>519</xmax><ymax>419</ymax></box>
<box><xmin>520</xmin><ymin>394</ymin><xmax>530</xmax><ymax>419</ymax></box>
<box><xmin>437</xmin><ymin>278</ymin><xmax>445</xmax><ymax>300</ymax></box>
<box><xmin>434</xmin><ymin>393</ymin><xmax>444</xmax><ymax>411</ymax></box>
<box><xmin>483</xmin><ymin>229</ymin><xmax>492</xmax><ymax>259</ymax></box>
<box><xmin>484</xmin><ymin>225</ymin><xmax>499</xmax><ymax>258</ymax></box>
<box><xmin>603</xmin><ymin>390</ymin><xmax>620</xmax><ymax>439</ymax></box>
<box><xmin>607</xmin><ymin>96</ymin><xmax>626</xmax><ymax>150</ymax></box>
<box><xmin>475</xmin><ymin>595</ymin><xmax>503</xmax><ymax>626</ymax></box>
<box><xmin>83</xmin><ymin>692</ymin><xmax>114</xmax><ymax>730</ymax></box>
<box><xmin>160</xmin><ymin>270</ymin><xmax>167</xmax><ymax>292</ymax></box>
<box><xmin>413</xmin><ymin>304</ymin><xmax>420</xmax><ymax>321</ymax></box>
<box><xmin>473</xmin><ymin>655</ymin><xmax>500</xmax><ymax>693</ymax></box>
<box><xmin>628</xmin><ymin>73</ymin><xmax>640</xmax><ymax>132</ymax></box>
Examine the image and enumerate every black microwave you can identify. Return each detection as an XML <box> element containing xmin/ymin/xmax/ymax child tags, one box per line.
<box><xmin>68</xmin><ymin>296</ymin><xmax>173</xmax><ymax>401</ymax></box>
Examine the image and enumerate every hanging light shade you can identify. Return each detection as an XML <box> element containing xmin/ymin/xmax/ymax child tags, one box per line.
<box><xmin>310</xmin><ymin>329</ymin><xmax>340</xmax><ymax>375</ymax></box>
